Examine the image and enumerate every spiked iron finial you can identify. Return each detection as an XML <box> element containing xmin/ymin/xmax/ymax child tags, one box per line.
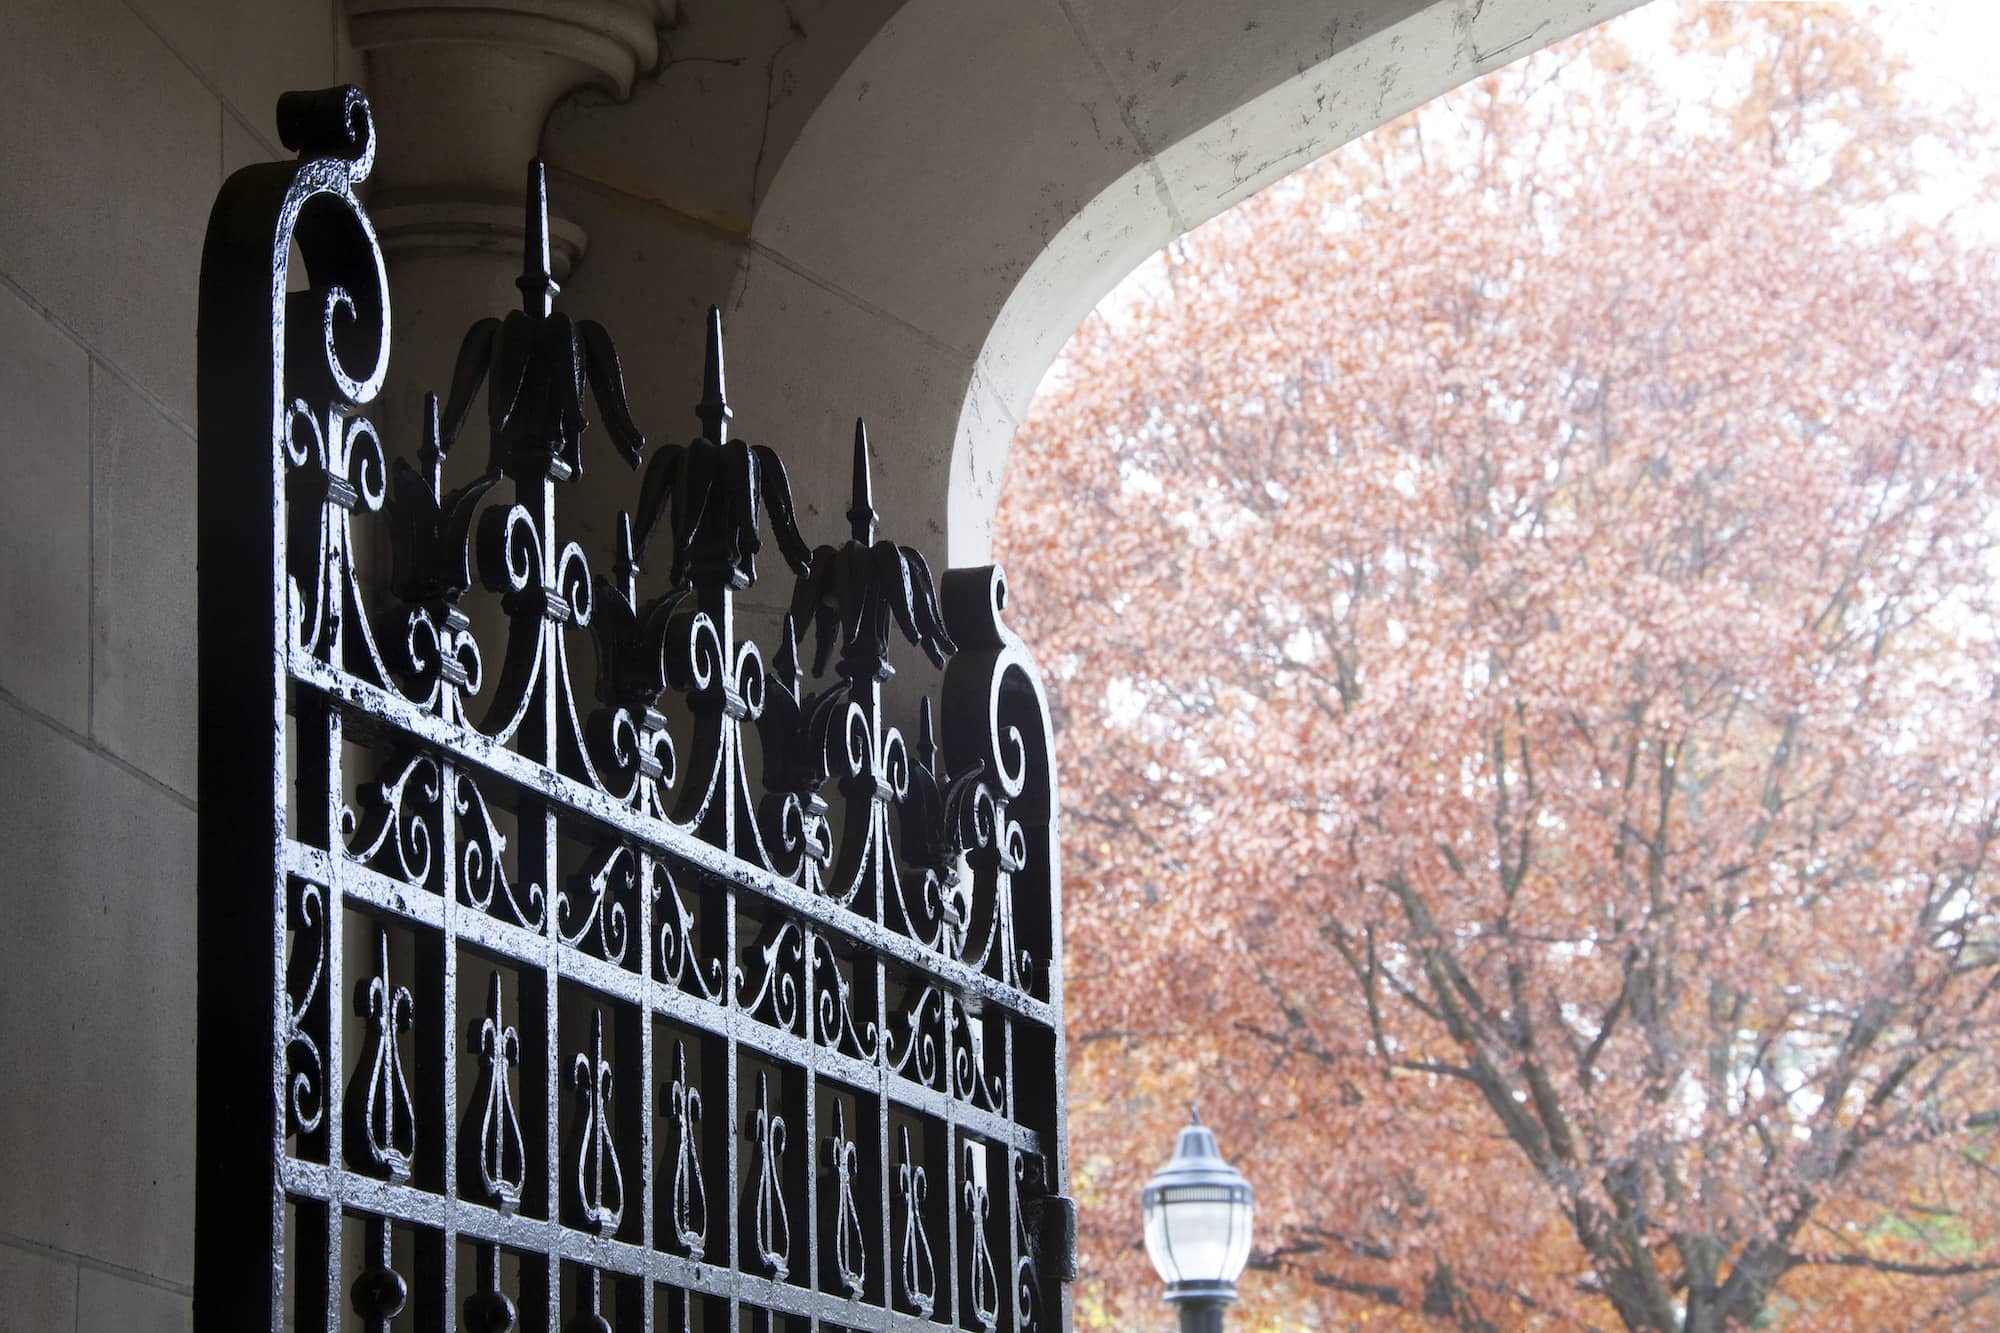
<box><xmin>847</xmin><ymin>418</ymin><xmax>877</xmax><ymax>545</ymax></box>
<box><xmin>421</xmin><ymin>392</ymin><xmax>444</xmax><ymax>498</ymax></box>
<box><xmin>918</xmin><ymin>696</ymin><xmax>937</xmax><ymax>771</ymax></box>
<box><xmin>696</xmin><ymin>305</ymin><xmax>731</xmax><ymax>444</ymax></box>
<box><xmin>615</xmin><ymin>511</ymin><xmax>638</xmax><ymax>605</ymax></box>
<box><xmin>776</xmin><ymin>613</ymin><xmax>802</xmax><ymax>694</ymax></box>
<box><xmin>517</xmin><ymin>159</ymin><xmax>558</xmax><ymax>317</ymax></box>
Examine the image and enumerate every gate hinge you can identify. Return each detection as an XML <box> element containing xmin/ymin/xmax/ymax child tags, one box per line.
<box><xmin>1035</xmin><ymin>1194</ymin><xmax>1078</xmax><ymax>1283</ymax></box>
<box><xmin>1019</xmin><ymin>1149</ymin><xmax>1078</xmax><ymax>1283</ymax></box>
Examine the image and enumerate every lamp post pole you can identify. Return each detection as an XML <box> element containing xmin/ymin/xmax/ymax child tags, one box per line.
<box><xmin>1171</xmin><ymin>1291</ymin><xmax>1232</xmax><ymax>1333</ymax></box>
<box><xmin>1141</xmin><ymin>1111</ymin><xmax>1254</xmax><ymax>1333</ymax></box>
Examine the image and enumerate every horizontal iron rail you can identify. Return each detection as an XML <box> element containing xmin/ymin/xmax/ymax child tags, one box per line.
<box><xmin>294</xmin><ymin>841</ymin><xmax>1042</xmax><ymax>1147</ymax></box>
<box><xmin>291</xmin><ymin>656</ymin><xmax>1055</xmax><ymax>1028</ymax></box>
<box><xmin>279</xmin><ymin>1156</ymin><xmax>986</xmax><ymax>1330</ymax></box>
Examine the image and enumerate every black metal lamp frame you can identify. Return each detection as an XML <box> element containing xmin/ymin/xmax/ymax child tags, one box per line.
<box><xmin>1141</xmin><ymin>1116</ymin><xmax>1252</xmax><ymax>1333</ymax></box>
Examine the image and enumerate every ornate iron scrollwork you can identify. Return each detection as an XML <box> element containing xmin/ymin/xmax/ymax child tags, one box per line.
<box><xmin>747</xmin><ymin>1073</ymin><xmax>792</xmax><ymax>1279</ymax></box>
<box><xmin>825</xmin><ymin>1100</ymin><xmax>869</xmax><ymax>1297</ymax></box>
<box><xmin>345</xmin><ymin>930</ymin><xmax>417</xmax><ymax>1181</ymax></box>
<box><xmin>196</xmin><ymin>84</ymin><xmax>1070</xmax><ymax>1331</ymax></box>
<box><xmin>965</xmin><ymin>1143</ymin><xmax>1003</xmax><ymax>1333</ymax></box>
<box><xmin>898</xmin><ymin>1126</ymin><xmax>938</xmax><ymax>1317</ymax></box>
<box><xmin>281</xmin><ymin>878</ymin><xmax>328</xmax><ymax>1141</ymax></box>
<box><xmin>565</xmin><ymin>1010</ymin><xmax>625</xmax><ymax>1235</ymax></box>
<box><xmin>661</xmin><ymin>1040</ymin><xmax>708</xmax><ymax>1258</ymax></box>
<box><xmin>462</xmin><ymin>970</ymin><xmax>526</xmax><ymax>1211</ymax></box>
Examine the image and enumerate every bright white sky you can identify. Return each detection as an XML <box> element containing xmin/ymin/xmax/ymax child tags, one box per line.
<box><xmin>1792</xmin><ymin>0</ymin><xmax>2000</xmax><ymax>109</ymax></box>
<box><xmin>1628</xmin><ymin>0</ymin><xmax>2000</xmax><ymax>228</ymax></box>
<box><xmin>1623</xmin><ymin>0</ymin><xmax>2000</xmax><ymax>96</ymax></box>
<box><xmin>1830</xmin><ymin>0</ymin><xmax>2000</xmax><ymax>229</ymax></box>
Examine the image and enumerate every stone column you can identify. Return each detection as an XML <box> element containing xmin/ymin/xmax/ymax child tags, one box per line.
<box><xmin>345</xmin><ymin>0</ymin><xmax>673</xmax><ymax>428</ymax></box>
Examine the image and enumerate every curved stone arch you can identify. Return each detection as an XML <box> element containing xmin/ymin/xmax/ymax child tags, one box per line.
<box><xmin>537</xmin><ymin>0</ymin><xmax>1636</xmax><ymax>574</ymax></box>
<box><xmin>736</xmin><ymin>0</ymin><xmax>1637</xmax><ymax>563</ymax></box>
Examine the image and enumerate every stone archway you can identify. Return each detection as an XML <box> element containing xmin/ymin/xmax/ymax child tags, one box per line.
<box><xmin>358</xmin><ymin>0</ymin><xmax>1638</xmax><ymax>574</ymax></box>
<box><xmin>546</xmin><ymin>0</ymin><xmax>1639</xmax><ymax>568</ymax></box>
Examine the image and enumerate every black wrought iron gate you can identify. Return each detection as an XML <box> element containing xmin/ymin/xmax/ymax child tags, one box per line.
<box><xmin>195</xmin><ymin>88</ymin><xmax>1070</xmax><ymax>1332</ymax></box>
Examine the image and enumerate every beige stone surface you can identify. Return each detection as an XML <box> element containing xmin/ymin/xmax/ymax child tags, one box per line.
<box><xmin>0</xmin><ymin>285</ymin><xmax>92</xmax><ymax>730</ymax></box>
<box><xmin>0</xmin><ymin>704</ymin><xmax>196</xmax><ymax>1285</ymax></box>
<box><xmin>1062</xmin><ymin>0</ymin><xmax>1434</xmax><ymax>156</ymax></box>
<box><xmin>0</xmin><ymin>0</ymin><xmax>219</xmax><ymax>426</ymax></box>
<box><xmin>91</xmin><ymin>372</ymin><xmax>197</xmax><ymax>798</ymax></box>
<box><xmin>222</xmin><ymin>106</ymin><xmax>279</xmax><ymax>180</ymax></box>
<box><xmin>0</xmin><ymin>1243</ymin><xmax>77</xmax><ymax>1333</ymax></box>
<box><xmin>127</xmin><ymin>0</ymin><xmax>337</xmax><ymax>133</ymax></box>
<box><xmin>547</xmin><ymin>0</ymin><xmax>903</xmax><ymax>232</ymax></box>
<box><xmin>77</xmin><ymin>1267</ymin><xmax>190</xmax><ymax>1332</ymax></box>
<box><xmin>751</xmin><ymin>0</ymin><xmax>1146</xmax><ymax>356</ymax></box>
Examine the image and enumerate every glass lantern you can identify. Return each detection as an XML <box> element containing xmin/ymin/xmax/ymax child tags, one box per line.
<box><xmin>1140</xmin><ymin>1110</ymin><xmax>1254</xmax><ymax>1326</ymax></box>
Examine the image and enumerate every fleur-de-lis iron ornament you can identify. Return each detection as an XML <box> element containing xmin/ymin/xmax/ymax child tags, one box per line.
<box><xmin>898</xmin><ymin>695</ymin><xmax>985</xmax><ymax>949</ymax></box>
<box><xmin>438</xmin><ymin>161</ymin><xmax>644</xmax><ymax>483</ymax></box>
<box><xmin>965</xmin><ymin>1142</ymin><xmax>1002</xmax><ymax>1333</ymax></box>
<box><xmin>747</xmin><ymin>1073</ymin><xmax>791</xmax><ymax>1279</ymax></box>
<box><xmin>755</xmin><ymin>613</ymin><xmax>841</xmax><ymax>887</ymax></box>
<box><xmin>343</xmin><ymin>930</ymin><xmax>416</xmax><ymax>1181</ymax></box>
<box><xmin>898</xmin><ymin>1127</ymin><xmax>938</xmax><ymax>1317</ymax></box>
<box><xmin>460</xmin><ymin>970</ymin><xmax>526</xmax><ymax>1211</ymax></box>
<box><xmin>584</xmin><ymin>512</ymin><xmax>683</xmax><ymax>814</ymax></box>
<box><xmin>564</xmin><ymin>1010</ymin><xmax>624</xmax><ymax>1235</ymax></box>
<box><xmin>791</xmin><ymin>420</ymin><xmax>955</xmax><ymax>679</ymax></box>
<box><xmin>824</xmin><ymin>1100</ymin><xmax>868</xmax><ymax>1297</ymax></box>
<box><xmin>662</xmin><ymin>1041</ymin><xmax>708</xmax><ymax>1259</ymax></box>
<box><xmin>632</xmin><ymin>306</ymin><xmax>814</xmax><ymax>591</ymax></box>
<box><xmin>381</xmin><ymin>394</ymin><xmax>496</xmax><ymax>722</ymax></box>
<box><xmin>196</xmin><ymin>84</ymin><xmax>1069</xmax><ymax>1331</ymax></box>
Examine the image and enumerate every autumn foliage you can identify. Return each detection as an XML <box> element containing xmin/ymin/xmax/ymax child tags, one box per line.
<box><xmin>995</xmin><ymin>6</ymin><xmax>2000</xmax><ymax>1329</ymax></box>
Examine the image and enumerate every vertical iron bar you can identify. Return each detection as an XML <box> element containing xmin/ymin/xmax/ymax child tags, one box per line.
<box><xmin>615</xmin><ymin>853</ymin><xmax>654</xmax><ymax>1332</ymax></box>
<box><xmin>724</xmin><ymin>880</ymin><xmax>741</xmax><ymax>1328</ymax></box>
<box><xmin>942</xmin><ymin>996</ymin><xmax>961</xmax><ymax>1329</ymax></box>
<box><xmin>536</xmin><ymin>472</ymin><xmax>562</xmax><ymax>1333</ymax></box>
<box><xmin>799</xmin><ymin>927</ymin><xmax>818</xmax><ymax>1304</ymax></box>
<box><xmin>418</xmin><ymin>757</ymin><xmax>461</xmax><ymax>1328</ymax></box>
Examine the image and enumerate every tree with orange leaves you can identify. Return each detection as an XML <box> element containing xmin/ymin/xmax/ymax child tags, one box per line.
<box><xmin>999</xmin><ymin>6</ymin><xmax>2000</xmax><ymax>1329</ymax></box>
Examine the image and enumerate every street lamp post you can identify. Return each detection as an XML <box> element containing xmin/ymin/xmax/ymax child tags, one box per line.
<box><xmin>1141</xmin><ymin>1111</ymin><xmax>1254</xmax><ymax>1333</ymax></box>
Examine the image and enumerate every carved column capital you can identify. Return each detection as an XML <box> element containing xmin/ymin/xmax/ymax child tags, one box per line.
<box><xmin>347</xmin><ymin>0</ymin><xmax>671</xmax><ymax>97</ymax></box>
<box><xmin>346</xmin><ymin>0</ymin><xmax>674</xmax><ymax>423</ymax></box>
<box><xmin>347</xmin><ymin>0</ymin><xmax>674</xmax><ymax>270</ymax></box>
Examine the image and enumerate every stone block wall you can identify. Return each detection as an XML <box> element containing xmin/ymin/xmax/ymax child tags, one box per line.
<box><xmin>0</xmin><ymin>2</ymin><xmax>348</xmax><ymax>1326</ymax></box>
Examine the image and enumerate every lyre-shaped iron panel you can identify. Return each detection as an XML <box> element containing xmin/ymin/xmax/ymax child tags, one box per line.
<box><xmin>196</xmin><ymin>86</ymin><xmax>1070</xmax><ymax>1331</ymax></box>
